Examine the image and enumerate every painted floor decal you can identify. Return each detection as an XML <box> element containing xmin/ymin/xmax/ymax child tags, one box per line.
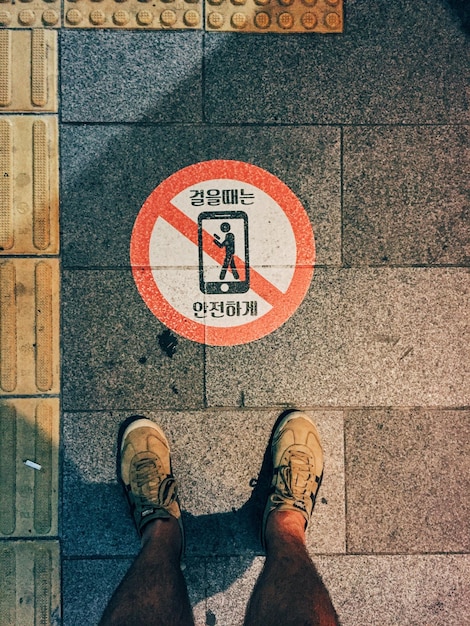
<box><xmin>131</xmin><ymin>160</ymin><xmax>315</xmax><ymax>345</ymax></box>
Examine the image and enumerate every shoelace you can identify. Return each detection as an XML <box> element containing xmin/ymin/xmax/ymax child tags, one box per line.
<box><xmin>277</xmin><ymin>450</ymin><xmax>315</xmax><ymax>500</ymax></box>
<box><xmin>134</xmin><ymin>457</ymin><xmax>177</xmax><ymax>507</ymax></box>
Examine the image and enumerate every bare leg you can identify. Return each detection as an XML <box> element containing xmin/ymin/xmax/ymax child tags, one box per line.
<box><xmin>100</xmin><ymin>518</ymin><xmax>194</xmax><ymax>626</ymax></box>
<box><xmin>229</xmin><ymin>256</ymin><xmax>240</xmax><ymax>279</ymax></box>
<box><xmin>219</xmin><ymin>256</ymin><xmax>229</xmax><ymax>280</ymax></box>
<box><xmin>245</xmin><ymin>511</ymin><xmax>340</xmax><ymax>626</ymax></box>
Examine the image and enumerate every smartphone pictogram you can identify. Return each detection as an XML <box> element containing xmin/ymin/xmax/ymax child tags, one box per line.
<box><xmin>198</xmin><ymin>211</ymin><xmax>250</xmax><ymax>295</ymax></box>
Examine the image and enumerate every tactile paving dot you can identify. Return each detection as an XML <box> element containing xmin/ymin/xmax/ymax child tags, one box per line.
<box><xmin>0</xmin><ymin>117</ymin><xmax>59</xmax><ymax>255</ymax></box>
<box><xmin>0</xmin><ymin>258</ymin><xmax>59</xmax><ymax>396</ymax></box>
<box><xmin>301</xmin><ymin>10</ymin><xmax>316</xmax><ymax>28</ymax></box>
<box><xmin>0</xmin><ymin>0</ymin><xmax>60</xmax><ymax>28</ymax></box>
<box><xmin>207</xmin><ymin>10</ymin><xmax>224</xmax><ymax>28</ymax></box>
<box><xmin>64</xmin><ymin>0</ymin><xmax>202</xmax><ymax>29</ymax></box>
<box><xmin>184</xmin><ymin>8</ymin><xmax>200</xmax><ymax>25</ymax></box>
<box><xmin>0</xmin><ymin>30</ymin><xmax>58</xmax><ymax>113</ymax></box>
<box><xmin>0</xmin><ymin>541</ymin><xmax>60</xmax><ymax>625</ymax></box>
<box><xmin>278</xmin><ymin>10</ymin><xmax>293</xmax><ymax>28</ymax></box>
<box><xmin>205</xmin><ymin>0</ymin><xmax>342</xmax><ymax>32</ymax></box>
<box><xmin>254</xmin><ymin>10</ymin><xmax>270</xmax><ymax>27</ymax></box>
<box><xmin>231</xmin><ymin>11</ymin><xmax>247</xmax><ymax>28</ymax></box>
<box><xmin>161</xmin><ymin>8</ymin><xmax>177</xmax><ymax>25</ymax></box>
<box><xmin>0</xmin><ymin>399</ymin><xmax>59</xmax><ymax>538</ymax></box>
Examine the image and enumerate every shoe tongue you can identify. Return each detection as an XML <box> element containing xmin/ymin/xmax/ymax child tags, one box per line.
<box><xmin>132</xmin><ymin>454</ymin><xmax>161</xmax><ymax>497</ymax></box>
<box><xmin>288</xmin><ymin>452</ymin><xmax>312</xmax><ymax>495</ymax></box>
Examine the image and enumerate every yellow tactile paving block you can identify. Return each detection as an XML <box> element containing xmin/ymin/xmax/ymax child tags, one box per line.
<box><xmin>0</xmin><ymin>258</ymin><xmax>59</xmax><ymax>396</ymax></box>
<box><xmin>64</xmin><ymin>0</ymin><xmax>202</xmax><ymax>29</ymax></box>
<box><xmin>205</xmin><ymin>0</ymin><xmax>342</xmax><ymax>32</ymax></box>
<box><xmin>0</xmin><ymin>540</ymin><xmax>60</xmax><ymax>625</ymax></box>
<box><xmin>0</xmin><ymin>30</ymin><xmax>57</xmax><ymax>113</ymax></box>
<box><xmin>0</xmin><ymin>116</ymin><xmax>59</xmax><ymax>255</ymax></box>
<box><xmin>0</xmin><ymin>0</ymin><xmax>60</xmax><ymax>28</ymax></box>
<box><xmin>0</xmin><ymin>398</ymin><xmax>59</xmax><ymax>537</ymax></box>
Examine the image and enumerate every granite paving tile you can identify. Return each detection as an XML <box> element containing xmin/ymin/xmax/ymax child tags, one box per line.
<box><xmin>344</xmin><ymin>408</ymin><xmax>470</xmax><ymax>554</ymax></box>
<box><xmin>62</xmin><ymin>559</ymin><xmax>132</xmax><ymax>626</ymax></box>
<box><xmin>317</xmin><ymin>554</ymin><xmax>470</xmax><ymax>626</ymax></box>
<box><xmin>61</xmin><ymin>270</ymin><xmax>204</xmax><ymax>411</ymax></box>
<box><xmin>62</xmin><ymin>409</ymin><xmax>344</xmax><ymax>557</ymax></box>
<box><xmin>205</xmin><ymin>267</ymin><xmax>469</xmax><ymax>407</ymax></box>
<box><xmin>343</xmin><ymin>126</ymin><xmax>470</xmax><ymax>266</ymax></box>
<box><xmin>60</xmin><ymin>124</ymin><xmax>340</xmax><ymax>268</ymax></box>
<box><xmin>62</xmin><ymin>557</ymin><xmax>207</xmax><ymax>626</ymax></box>
<box><xmin>204</xmin><ymin>1</ymin><xmax>469</xmax><ymax>125</ymax></box>
<box><xmin>60</xmin><ymin>31</ymin><xmax>203</xmax><ymax>123</ymax></box>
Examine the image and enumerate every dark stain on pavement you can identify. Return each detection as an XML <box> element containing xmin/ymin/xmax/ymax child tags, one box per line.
<box><xmin>158</xmin><ymin>329</ymin><xmax>178</xmax><ymax>358</ymax></box>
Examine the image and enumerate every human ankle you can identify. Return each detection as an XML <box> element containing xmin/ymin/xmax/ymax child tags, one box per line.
<box><xmin>141</xmin><ymin>517</ymin><xmax>182</xmax><ymax>555</ymax></box>
<box><xmin>265</xmin><ymin>510</ymin><xmax>307</xmax><ymax>548</ymax></box>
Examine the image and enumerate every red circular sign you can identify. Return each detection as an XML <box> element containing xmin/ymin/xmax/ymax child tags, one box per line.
<box><xmin>130</xmin><ymin>160</ymin><xmax>315</xmax><ymax>346</ymax></box>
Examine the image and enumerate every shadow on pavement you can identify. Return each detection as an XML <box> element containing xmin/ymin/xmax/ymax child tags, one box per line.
<box><xmin>443</xmin><ymin>0</ymin><xmax>470</xmax><ymax>33</ymax></box>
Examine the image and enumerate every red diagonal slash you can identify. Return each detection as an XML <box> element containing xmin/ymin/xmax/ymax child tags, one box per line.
<box><xmin>158</xmin><ymin>201</ymin><xmax>286</xmax><ymax>307</ymax></box>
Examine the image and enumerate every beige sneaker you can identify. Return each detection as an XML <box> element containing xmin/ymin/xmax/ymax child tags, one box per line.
<box><xmin>119</xmin><ymin>417</ymin><xmax>184</xmax><ymax>551</ymax></box>
<box><xmin>262</xmin><ymin>411</ymin><xmax>324</xmax><ymax>547</ymax></box>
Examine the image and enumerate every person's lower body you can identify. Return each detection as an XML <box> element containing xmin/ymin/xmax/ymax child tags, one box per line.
<box><xmin>99</xmin><ymin>413</ymin><xmax>340</xmax><ymax>626</ymax></box>
<box><xmin>219</xmin><ymin>255</ymin><xmax>239</xmax><ymax>280</ymax></box>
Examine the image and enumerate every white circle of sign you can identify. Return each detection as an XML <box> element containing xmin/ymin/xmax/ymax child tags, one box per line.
<box><xmin>131</xmin><ymin>160</ymin><xmax>315</xmax><ymax>346</ymax></box>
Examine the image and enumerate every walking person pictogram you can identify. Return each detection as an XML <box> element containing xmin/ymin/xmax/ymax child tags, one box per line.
<box><xmin>214</xmin><ymin>222</ymin><xmax>239</xmax><ymax>280</ymax></box>
<box><xmin>197</xmin><ymin>210</ymin><xmax>250</xmax><ymax>295</ymax></box>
